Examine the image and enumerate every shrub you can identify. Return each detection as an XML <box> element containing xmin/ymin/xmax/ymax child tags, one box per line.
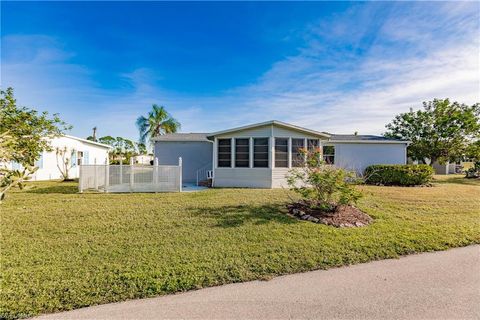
<box><xmin>287</xmin><ymin>148</ymin><xmax>362</xmax><ymax>212</ymax></box>
<box><xmin>465</xmin><ymin>161</ymin><xmax>480</xmax><ymax>179</ymax></box>
<box><xmin>364</xmin><ymin>164</ymin><xmax>434</xmax><ymax>186</ymax></box>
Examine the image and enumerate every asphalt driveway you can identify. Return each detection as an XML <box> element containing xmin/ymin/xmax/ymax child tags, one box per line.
<box><xmin>35</xmin><ymin>245</ymin><xmax>480</xmax><ymax>319</ymax></box>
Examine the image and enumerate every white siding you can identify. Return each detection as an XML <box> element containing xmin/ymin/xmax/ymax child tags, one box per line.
<box><xmin>215</xmin><ymin>125</ymin><xmax>272</xmax><ymax>138</ymax></box>
<box><xmin>271</xmin><ymin>168</ymin><xmax>290</xmax><ymax>188</ymax></box>
<box><xmin>272</xmin><ymin>126</ymin><xmax>320</xmax><ymax>139</ymax></box>
<box><xmin>330</xmin><ymin>143</ymin><xmax>407</xmax><ymax>173</ymax></box>
<box><xmin>214</xmin><ymin>168</ymin><xmax>272</xmax><ymax>188</ymax></box>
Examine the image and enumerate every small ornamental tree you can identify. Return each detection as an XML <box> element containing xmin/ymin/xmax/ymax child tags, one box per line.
<box><xmin>55</xmin><ymin>147</ymin><xmax>76</xmax><ymax>181</ymax></box>
<box><xmin>286</xmin><ymin>148</ymin><xmax>362</xmax><ymax>212</ymax></box>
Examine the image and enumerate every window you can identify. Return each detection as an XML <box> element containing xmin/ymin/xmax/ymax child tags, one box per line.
<box><xmin>235</xmin><ymin>138</ymin><xmax>249</xmax><ymax>167</ymax></box>
<box><xmin>292</xmin><ymin>139</ymin><xmax>305</xmax><ymax>167</ymax></box>
<box><xmin>218</xmin><ymin>139</ymin><xmax>232</xmax><ymax>167</ymax></box>
<box><xmin>71</xmin><ymin>150</ymin><xmax>78</xmax><ymax>167</ymax></box>
<box><xmin>323</xmin><ymin>146</ymin><xmax>335</xmax><ymax>164</ymax></box>
<box><xmin>254</xmin><ymin>138</ymin><xmax>269</xmax><ymax>168</ymax></box>
<box><xmin>77</xmin><ymin>151</ymin><xmax>84</xmax><ymax>165</ymax></box>
<box><xmin>34</xmin><ymin>153</ymin><xmax>43</xmax><ymax>169</ymax></box>
<box><xmin>83</xmin><ymin>151</ymin><xmax>89</xmax><ymax>165</ymax></box>
<box><xmin>275</xmin><ymin>138</ymin><xmax>288</xmax><ymax>168</ymax></box>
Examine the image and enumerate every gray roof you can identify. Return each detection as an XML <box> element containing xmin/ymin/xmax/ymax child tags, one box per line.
<box><xmin>327</xmin><ymin>134</ymin><xmax>405</xmax><ymax>142</ymax></box>
<box><xmin>153</xmin><ymin>132</ymin><xmax>407</xmax><ymax>144</ymax></box>
<box><xmin>152</xmin><ymin>133</ymin><xmax>210</xmax><ymax>142</ymax></box>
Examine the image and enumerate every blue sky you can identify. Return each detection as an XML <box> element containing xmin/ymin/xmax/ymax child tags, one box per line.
<box><xmin>1</xmin><ymin>1</ymin><xmax>479</xmax><ymax>141</ymax></box>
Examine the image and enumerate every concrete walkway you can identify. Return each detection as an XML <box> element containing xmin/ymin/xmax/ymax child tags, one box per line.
<box><xmin>35</xmin><ymin>245</ymin><xmax>480</xmax><ymax>320</ymax></box>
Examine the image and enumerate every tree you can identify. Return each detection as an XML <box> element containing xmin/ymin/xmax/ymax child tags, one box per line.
<box><xmin>0</xmin><ymin>87</ymin><xmax>71</xmax><ymax>165</ymax></box>
<box><xmin>137</xmin><ymin>142</ymin><xmax>147</xmax><ymax>155</ymax></box>
<box><xmin>86</xmin><ymin>127</ymin><xmax>97</xmax><ymax>142</ymax></box>
<box><xmin>98</xmin><ymin>135</ymin><xmax>116</xmax><ymax>147</ymax></box>
<box><xmin>465</xmin><ymin>140</ymin><xmax>480</xmax><ymax>161</ymax></box>
<box><xmin>0</xmin><ymin>87</ymin><xmax>70</xmax><ymax>201</ymax></box>
<box><xmin>136</xmin><ymin>104</ymin><xmax>180</xmax><ymax>145</ymax></box>
<box><xmin>384</xmin><ymin>99</ymin><xmax>480</xmax><ymax>165</ymax></box>
<box><xmin>0</xmin><ymin>132</ymin><xmax>37</xmax><ymax>202</ymax></box>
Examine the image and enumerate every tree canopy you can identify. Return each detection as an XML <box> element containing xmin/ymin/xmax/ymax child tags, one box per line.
<box><xmin>136</xmin><ymin>104</ymin><xmax>180</xmax><ymax>145</ymax></box>
<box><xmin>384</xmin><ymin>99</ymin><xmax>480</xmax><ymax>164</ymax></box>
<box><xmin>0</xmin><ymin>87</ymin><xmax>71</xmax><ymax>166</ymax></box>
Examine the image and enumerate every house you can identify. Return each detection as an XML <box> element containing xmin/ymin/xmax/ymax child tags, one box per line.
<box><xmin>7</xmin><ymin>135</ymin><xmax>111</xmax><ymax>181</ymax></box>
<box><xmin>133</xmin><ymin>154</ymin><xmax>154</xmax><ymax>165</ymax></box>
<box><xmin>154</xmin><ymin>120</ymin><xmax>409</xmax><ymax>188</ymax></box>
<box><xmin>432</xmin><ymin>160</ymin><xmax>474</xmax><ymax>175</ymax></box>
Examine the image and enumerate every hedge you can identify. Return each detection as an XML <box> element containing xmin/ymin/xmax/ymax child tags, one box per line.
<box><xmin>364</xmin><ymin>164</ymin><xmax>434</xmax><ymax>186</ymax></box>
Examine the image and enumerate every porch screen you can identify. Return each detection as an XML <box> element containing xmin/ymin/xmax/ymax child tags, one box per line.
<box><xmin>235</xmin><ymin>138</ymin><xmax>249</xmax><ymax>167</ymax></box>
<box><xmin>218</xmin><ymin>139</ymin><xmax>232</xmax><ymax>167</ymax></box>
<box><xmin>254</xmin><ymin>138</ymin><xmax>269</xmax><ymax>168</ymax></box>
<box><xmin>307</xmin><ymin>139</ymin><xmax>319</xmax><ymax>151</ymax></box>
<box><xmin>275</xmin><ymin>138</ymin><xmax>288</xmax><ymax>168</ymax></box>
<box><xmin>292</xmin><ymin>139</ymin><xmax>305</xmax><ymax>167</ymax></box>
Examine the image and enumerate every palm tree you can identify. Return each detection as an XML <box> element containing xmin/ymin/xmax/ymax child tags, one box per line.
<box><xmin>136</xmin><ymin>104</ymin><xmax>180</xmax><ymax>144</ymax></box>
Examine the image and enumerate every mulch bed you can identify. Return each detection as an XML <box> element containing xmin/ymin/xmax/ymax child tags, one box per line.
<box><xmin>287</xmin><ymin>202</ymin><xmax>373</xmax><ymax>228</ymax></box>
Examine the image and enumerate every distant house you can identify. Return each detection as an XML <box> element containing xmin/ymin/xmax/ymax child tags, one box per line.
<box><xmin>6</xmin><ymin>135</ymin><xmax>110</xmax><ymax>181</ymax></box>
<box><xmin>133</xmin><ymin>154</ymin><xmax>154</xmax><ymax>165</ymax></box>
<box><xmin>154</xmin><ymin>120</ymin><xmax>409</xmax><ymax>188</ymax></box>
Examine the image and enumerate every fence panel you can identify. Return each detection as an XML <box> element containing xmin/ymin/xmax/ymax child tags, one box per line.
<box><xmin>79</xmin><ymin>162</ymin><xmax>182</xmax><ymax>193</ymax></box>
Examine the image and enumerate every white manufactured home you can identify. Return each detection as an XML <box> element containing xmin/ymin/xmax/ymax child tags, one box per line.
<box><xmin>154</xmin><ymin>120</ymin><xmax>409</xmax><ymax>188</ymax></box>
<box><xmin>7</xmin><ymin>135</ymin><xmax>110</xmax><ymax>181</ymax></box>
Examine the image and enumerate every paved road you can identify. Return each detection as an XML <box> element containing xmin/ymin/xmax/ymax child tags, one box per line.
<box><xmin>35</xmin><ymin>245</ymin><xmax>480</xmax><ymax>320</ymax></box>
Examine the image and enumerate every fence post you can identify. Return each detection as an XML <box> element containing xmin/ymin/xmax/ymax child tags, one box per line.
<box><xmin>178</xmin><ymin>157</ymin><xmax>182</xmax><ymax>192</ymax></box>
<box><xmin>153</xmin><ymin>157</ymin><xmax>159</xmax><ymax>191</ymax></box>
<box><xmin>129</xmin><ymin>158</ymin><xmax>134</xmax><ymax>192</ymax></box>
<box><xmin>105</xmin><ymin>157</ymin><xmax>109</xmax><ymax>193</ymax></box>
<box><xmin>94</xmin><ymin>158</ymin><xmax>98</xmax><ymax>190</ymax></box>
<box><xmin>119</xmin><ymin>159</ymin><xmax>123</xmax><ymax>185</ymax></box>
<box><xmin>79</xmin><ymin>163</ymin><xmax>83</xmax><ymax>193</ymax></box>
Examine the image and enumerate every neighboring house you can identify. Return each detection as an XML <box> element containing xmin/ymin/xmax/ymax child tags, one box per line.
<box><xmin>6</xmin><ymin>135</ymin><xmax>110</xmax><ymax>181</ymax></box>
<box><xmin>154</xmin><ymin>120</ymin><xmax>409</xmax><ymax>188</ymax></box>
<box><xmin>432</xmin><ymin>160</ymin><xmax>474</xmax><ymax>175</ymax></box>
<box><xmin>133</xmin><ymin>154</ymin><xmax>154</xmax><ymax>165</ymax></box>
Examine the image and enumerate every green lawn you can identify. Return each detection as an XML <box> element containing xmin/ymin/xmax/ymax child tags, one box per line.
<box><xmin>1</xmin><ymin>176</ymin><xmax>479</xmax><ymax>319</ymax></box>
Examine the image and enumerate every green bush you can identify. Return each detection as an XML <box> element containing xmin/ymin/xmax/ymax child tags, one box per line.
<box><xmin>465</xmin><ymin>161</ymin><xmax>480</xmax><ymax>179</ymax></box>
<box><xmin>364</xmin><ymin>164</ymin><xmax>434</xmax><ymax>186</ymax></box>
<box><xmin>287</xmin><ymin>148</ymin><xmax>362</xmax><ymax>211</ymax></box>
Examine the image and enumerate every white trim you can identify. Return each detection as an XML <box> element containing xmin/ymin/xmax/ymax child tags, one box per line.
<box><xmin>269</xmin><ymin>137</ymin><xmax>274</xmax><ymax>169</ymax></box>
<box><xmin>326</xmin><ymin>140</ymin><xmax>410</xmax><ymax>145</ymax></box>
<box><xmin>208</xmin><ymin>120</ymin><xmax>330</xmax><ymax>138</ymax></box>
<box><xmin>63</xmin><ymin>135</ymin><xmax>112</xmax><ymax>149</ymax></box>
<box><xmin>230</xmin><ymin>137</ymin><xmax>234</xmax><ymax>168</ymax></box>
<box><xmin>288</xmin><ymin>137</ymin><xmax>292</xmax><ymax>168</ymax></box>
<box><xmin>249</xmin><ymin>137</ymin><xmax>253</xmax><ymax>168</ymax></box>
<box><xmin>213</xmin><ymin>137</ymin><xmax>218</xmax><ymax>169</ymax></box>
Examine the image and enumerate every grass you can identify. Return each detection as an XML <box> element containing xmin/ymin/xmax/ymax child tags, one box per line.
<box><xmin>1</xmin><ymin>175</ymin><xmax>479</xmax><ymax>319</ymax></box>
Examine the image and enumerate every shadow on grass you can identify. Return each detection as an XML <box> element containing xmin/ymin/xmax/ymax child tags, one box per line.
<box><xmin>433</xmin><ymin>176</ymin><xmax>480</xmax><ymax>186</ymax></box>
<box><xmin>190</xmin><ymin>203</ymin><xmax>297</xmax><ymax>228</ymax></box>
<box><xmin>26</xmin><ymin>184</ymin><xmax>79</xmax><ymax>194</ymax></box>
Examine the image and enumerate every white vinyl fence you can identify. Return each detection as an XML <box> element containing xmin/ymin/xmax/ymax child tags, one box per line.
<box><xmin>79</xmin><ymin>158</ymin><xmax>182</xmax><ymax>193</ymax></box>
